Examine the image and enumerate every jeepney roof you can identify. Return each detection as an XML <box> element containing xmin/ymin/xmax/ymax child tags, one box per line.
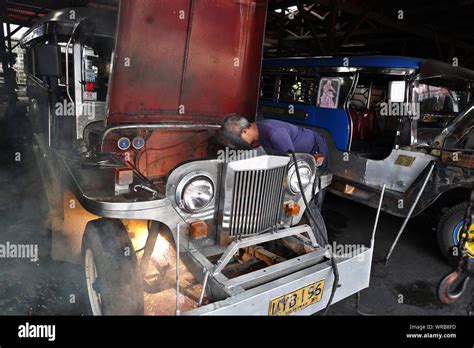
<box><xmin>262</xmin><ymin>56</ymin><xmax>423</xmax><ymax>69</ymax></box>
<box><xmin>263</xmin><ymin>55</ymin><xmax>474</xmax><ymax>89</ymax></box>
<box><xmin>419</xmin><ymin>59</ymin><xmax>474</xmax><ymax>89</ymax></box>
<box><xmin>20</xmin><ymin>7</ymin><xmax>117</xmax><ymax>46</ymax></box>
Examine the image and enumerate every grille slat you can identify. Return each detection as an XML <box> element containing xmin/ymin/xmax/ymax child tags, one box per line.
<box><xmin>227</xmin><ymin>164</ymin><xmax>286</xmax><ymax>237</ymax></box>
<box><xmin>252</xmin><ymin>170</ymin><xmax>264</xmax><ymax>234</ymax></box>
<box><xmin>244</xmin><ymin>171</ymin><xmax>254</xmax><ymax>235</ymax></box>
<box><xmin>266</xmin><ymin>169</ymin><xmax>276</xmax><ymax>230</ymax></box>
<box><xmin>258</xmin><ymin>170</ymin><xmax>269</xmax><ymax>233</ymax></box>
<box><xmin>235</xmin><ymin>171</ymin><xmax>245</xmax><ymax>235</ymax></box>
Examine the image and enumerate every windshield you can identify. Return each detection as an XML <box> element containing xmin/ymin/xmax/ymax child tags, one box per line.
<box><xmin>413</xmin><ymin>83</ymin><xmax>470</xmax><ymax>115</ymax></box>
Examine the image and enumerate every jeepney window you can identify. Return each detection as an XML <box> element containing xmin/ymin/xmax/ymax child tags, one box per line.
<box><xmin>316</xmin><ymin>78</ymin><xmax>341</xmax><ymax>109</ymax></box>
<box><xmin>25</xmin><ymin>48</ymin><xmax>34</xmax><ymax>75</ymax></box>
<box><xmin>25</xmin><ymin>47</ymin><xmax>43</xmax><ymax>79</ymax></box>
<box><xmin>58</xmin><ymin>43</ymin><xmax>74</xmax><ymax>96</ymax></box>
<box><xmin>414</xmin><ymin>83</ymin><xmax>468</xmax><ymax>114</ymax></box>
<box><xmin>277</xmin><ymin>75</ymin><xmax>318</xmax><ymax>104</ymax></box>
<box><xmin>260</xmin><ymin>74</ymin><xmax>278</xmax><ymax>100</ymax></box>
<box><xmin>81</xmin><ymin>41</ymin><xmax>113</xmax><ymax>102</ymax></box>
<box><xmin>388</xmin><ymin>81</ymin><xmax>406</xmax><ymax>102</ymax></box>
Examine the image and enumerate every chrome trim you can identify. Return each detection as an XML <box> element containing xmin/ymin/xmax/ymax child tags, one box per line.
<box><xmin>187</xmin><ymin>246</ymin><xmax>373</xmax><ymax>315</ymax></box>
<box><xmin>132</xmin><ymin>136</ymin><xmax>145</xmax><ymax>150</ymax></box>
<box><xmin>218</xmin><ymin>155</ymin><xmax>290</xmax><ymax>238</ymax></box>
<box><xmin>345</xmin><ymin>72</ymin><xmax>359</xmax><ymax>152</ymax></box>
<box><xmin>287</xmin><ymin>160</ymin><xmax>312</xmax><ymax>194</ymax></box>
<box><xmin>117</xmin><ymin>136</ymin><xmax>131</xmax><ymax>150</ymax></box>
<box><xmin>102</xmin><ymin>123</ymin><xmax>221</xmax><ymax>142</ymax></box>
<box><xmin>166</xmin><ymin>159</ymin><xmax>221</xmax><ymax>222</ymax></box>
<box><xmin>175</xmin><ymin>171</ymin><xmax>216</xmax><ymax>212</ymax></box>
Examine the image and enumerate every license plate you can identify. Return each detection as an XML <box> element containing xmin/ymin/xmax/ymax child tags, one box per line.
<box><xmin>268</xmin><ymin>280</ymin><xmax>325</xmax><ymax>316</ymax></box>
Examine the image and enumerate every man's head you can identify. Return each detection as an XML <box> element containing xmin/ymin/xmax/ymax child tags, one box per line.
<box><xmin>222</xmin><ymin>114</ymin><xmax>259</xmax><ymax>145</ymax></box>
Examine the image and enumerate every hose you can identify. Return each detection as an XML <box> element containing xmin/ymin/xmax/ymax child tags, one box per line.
<box><xmin>289</xmin><ymin>151</ymin><xmax>339</xmax><ymax>316</ymax></box>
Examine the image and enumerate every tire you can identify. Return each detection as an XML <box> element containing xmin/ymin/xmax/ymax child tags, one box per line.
<box><xmin>81</xmin><ymin>219</ymin><xmax>144</xmax><ymax>315</ymax></box>
<box><xmin>437</xmin><ymin>202</ymin><xmax>474</xmax><ymax>266</ymax></box>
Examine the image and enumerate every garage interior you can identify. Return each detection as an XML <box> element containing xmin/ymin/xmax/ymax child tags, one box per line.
<box><xmin>0</xmin><ymin>0</ymin><xmax>472</xmax><ymax>316</ymax></box>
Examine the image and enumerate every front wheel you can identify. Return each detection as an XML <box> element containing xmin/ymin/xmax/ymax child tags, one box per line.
<box><xmin>81</xmin><ymin>219</ymin><xmax>144</xmax><ymax>315</ymax></box>
<box><xmin>437</xmin><ymin>202</ymin><xmax>474</xmax><ymax>266</ymax></box>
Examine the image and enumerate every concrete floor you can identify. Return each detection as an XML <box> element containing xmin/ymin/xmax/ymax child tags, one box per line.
<box><xmin>0</xmin><ymin>139</ymin><xmax>472</xmax><ymax>316</ymax></box>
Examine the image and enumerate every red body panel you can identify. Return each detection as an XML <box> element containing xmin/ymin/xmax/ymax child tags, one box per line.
<box><xmin>101</xmin><ymin>128</ymin><xmax>210</xmax><ymax>179</ymax></box>
<box><xmin>107</xmin><ymin>0</ymin><xmax>267</xmax><ymax>125</ymax></box>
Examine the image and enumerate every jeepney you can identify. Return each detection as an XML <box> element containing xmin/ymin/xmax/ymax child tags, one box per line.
<box><xmin>259</xmin><ymin>56</ymin><xmax>474</xmax><ymax>263</ymax></box>
<box><xmin>19</xmin><ymin>1</ymin><xmax>376</xmax><ymax>315</ymax></box>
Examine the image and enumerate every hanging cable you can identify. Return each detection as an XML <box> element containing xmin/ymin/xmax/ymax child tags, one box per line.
<box><xmin>289</xmin><ymin>150</ymin><xmax>339</xmax><ymax>315</ymax></box>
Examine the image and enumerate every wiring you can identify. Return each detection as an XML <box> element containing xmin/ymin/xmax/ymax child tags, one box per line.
<box><xmin>135</xmin><ymin>130</ymin><xmax>208</xmax><ymax>173</ymax></box>
<box><xmin>290</xmin><ymin>150</ymin><xmax>339</xmax><ymax>316</ymax></box>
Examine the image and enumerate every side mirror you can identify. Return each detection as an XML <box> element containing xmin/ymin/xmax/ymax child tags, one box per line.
<box><xmin>34</xmin><ymin>44</ymin><xmax>63</xmax><ymax>77</ymax></box>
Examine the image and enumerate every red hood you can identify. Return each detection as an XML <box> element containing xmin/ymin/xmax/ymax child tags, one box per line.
<box><xmin>106</xmin><ymin>0</ymin><xmax>267</xmax><ymax>125</ymax></box>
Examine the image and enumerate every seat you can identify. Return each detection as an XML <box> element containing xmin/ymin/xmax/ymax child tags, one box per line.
<box><xmin>349</xmin><ymin>105</ymin><xmax>373</xmax><ymax>142</ymax></box>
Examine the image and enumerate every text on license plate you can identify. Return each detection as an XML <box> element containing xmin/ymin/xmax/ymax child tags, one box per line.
<box><xmin>268</xmin><ymin>280</ymin><xmax>325</xmax><ymax>315</ymax></box>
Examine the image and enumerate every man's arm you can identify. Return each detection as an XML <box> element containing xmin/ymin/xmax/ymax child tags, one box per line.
<box><xmin>313</xmin><ymin>131</ymin><xmax>329</xmax><ymax>169</ymax></box>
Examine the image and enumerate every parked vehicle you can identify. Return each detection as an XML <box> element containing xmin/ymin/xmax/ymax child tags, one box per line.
<box><xmin>20</xmin><ymin>1</ymin><xmax>375</xmax><ymax>315</ymax></box>
<box><xmin>259</xmin><ymin>56</ymin><xmax>474</xmax><ymax>264</ymax></box>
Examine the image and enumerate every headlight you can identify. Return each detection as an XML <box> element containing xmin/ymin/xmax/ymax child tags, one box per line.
<box><xmin>287</xmin><ymin>161</ymin><xmax>312</xmax><ymax>194</ymax></box>
<box><xmin>176</xmin><ymin>173</ymin><xmax>214</xmax><ymax>212</ymax></box>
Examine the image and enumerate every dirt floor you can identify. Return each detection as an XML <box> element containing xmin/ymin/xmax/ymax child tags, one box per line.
<box><xmin>0</xmin><ymin>131</ymin><xmax>472</xmax><ymax>316</ymax></box>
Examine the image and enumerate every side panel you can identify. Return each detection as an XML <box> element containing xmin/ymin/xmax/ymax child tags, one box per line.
<box><xmin>107</xmin><ymin>0</ymin><xmax>267</xmax><ymax>124</ymax></box>
<box><xmin>26</xmin><ymin>76</ymin><xmax>51</xmax><ymax>146</ymax></box>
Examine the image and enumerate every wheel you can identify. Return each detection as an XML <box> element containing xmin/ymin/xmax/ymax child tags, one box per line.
<box><xmin>81</xmin><ymin>219</ymin><xmax>144</xmax><ymax>315</ymax></box>
<box><xmin>437</xmin><ymin>202</ymin><xmax>474</xmax><ymax>265</ymax></box>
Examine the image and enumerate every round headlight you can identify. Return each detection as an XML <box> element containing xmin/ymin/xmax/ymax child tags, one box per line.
<box><xmin>179</xmin><ymin>175</ymin><xmax>214</xmax><ymax>212</ymax></box>
<box><xmin>288</xmin><ymin>161</ymin><xmax>312</xmax><ymax>194</ymax></box>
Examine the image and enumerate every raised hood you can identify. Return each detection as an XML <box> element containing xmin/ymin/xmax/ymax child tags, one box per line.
<box><xmin>106</xmin><ymin>0</ymin><xmax>267</xmax><ymax>125</ymax></box>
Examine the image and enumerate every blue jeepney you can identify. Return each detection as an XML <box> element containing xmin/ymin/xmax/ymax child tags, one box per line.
<box><xmin>259</xmin><ymin>55</ymin><xmax>474</xmax><ymax>263</ymax></box>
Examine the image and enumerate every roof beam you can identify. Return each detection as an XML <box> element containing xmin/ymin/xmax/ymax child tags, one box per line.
<box><xmin>314</xmin><ymin>0</ymin><xmax>474</xmax><ymax>55</ymax></box>
<box><xmin>326</xmin><ymin>0</ymin><xmax>338</xmax><ymax>54</ymax></box>
<box><xmin>296</xmin><ymin>0</ymin><xmax>326</xmax><ymax>55</ymax></box>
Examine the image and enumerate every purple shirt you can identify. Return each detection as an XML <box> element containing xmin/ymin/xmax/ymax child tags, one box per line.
<box><xmin>256</xmin><ymin>119</ymin><xmax>329</xmax><ymax>168</ymax></box>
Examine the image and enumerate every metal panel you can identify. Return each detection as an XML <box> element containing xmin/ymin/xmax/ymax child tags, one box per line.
<box><xmin>186</xmin><ymin>247</ymin><xmax>373</xmax><ymax>315</ymax></box>
<box><xmin>212</xmin><ymin>225</ymin><xmax>318</xmax><ymax>275</ymax></box>
<box><xmin>364</xmin><ymin>149</ymin><xmax>437</xmax><ymax>192</ymax></box>
<box><xmin>107</xmin><ymin>0</ymin><xmax>267</xmax><ymax>124</ymax></box>
<box><xmin>225</xmin><ymin>248</ymin><xmax>327</xmax><ymax>290</ymax></box>
<box><xmin>107</xmin><ymin>0</ymin><xmax>190</xmax><ymax>122</ymax></box>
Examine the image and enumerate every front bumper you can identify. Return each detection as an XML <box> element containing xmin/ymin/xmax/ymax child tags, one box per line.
<box><xmin>187</xmin><ymin>245</ymin><xmax>373</xmax><ymax>315</ymax></box>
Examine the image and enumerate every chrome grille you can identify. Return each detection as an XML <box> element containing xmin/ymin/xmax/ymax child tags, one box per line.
<box><xmin>228</xmin><ymin>165</ymin><xmax>286</xmax><ymax>237</ymax></box>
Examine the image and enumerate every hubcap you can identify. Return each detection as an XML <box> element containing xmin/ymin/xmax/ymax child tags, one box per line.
<box><xmin>84</xmin><ymin>248</ymin><xmax>103</xmax><ymax>315</ymax></box>
<box><xmin>453</xmin><ymin>221</ymin><xmax>474</xmax><ymax>260</ymax></box>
